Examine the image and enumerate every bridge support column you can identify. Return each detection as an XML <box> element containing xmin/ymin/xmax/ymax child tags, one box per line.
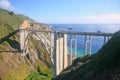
<box><xmin>54</xmin><ymin>32</ymin><xmax>68</xmax><ymax>77</ymax></box>
<box><xmin>88</xmin><ymin>35</ymin><xmax>92</xmax><ymax>54</ymax></box>
<box><xmin>84</xmin><ymin>35</ymin><xmax>87</xmax><ymax>56</ymax></box>
<box><xmin>19</xmin><ymin>20</ymin><xmax>29</xmax><ymax>55</ymax></box>
<box><xmin>53</xmin><ymin>31</ymin><xmax>59</xmax><ymax>77</ymax></box>
<box><xmin>84</xmin><ymin>35</ymin><xmax>92</xmax><ymax>56</ymax></box>
<box><xmin>20</xmin><ymin>29</ymin><xmax>28</xmax><ymax>55</ymax></box>
<box><xmin>58</xmin><ymin>34</ymin><xmax>63</xmax><ymax>74</ymax></box>
<box><xmin>74</xmin><ymin>35</ymin><xmax>77</xmax><ymax>59</ymax></box>
<box><xmin>70</xmin><ymin>35</ymin><xmax>72</xmax><ymax>65</ymax></box>
<box><xmin>104</xmin><ymin>36</ymin><xmax>107</xmax><ymax>45</ymax></box>
<box><xmin>50</xmin><ymin>33</ymin><xmax>53</xmax><ymax>63</ymax></box>
<box><xmin>63</xmin><ymin>34</ymin><xmax>68</xmax><ymax>69</ymax></box>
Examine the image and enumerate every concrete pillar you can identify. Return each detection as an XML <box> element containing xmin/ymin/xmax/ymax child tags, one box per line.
<box><xmin>104</xmin><ymin>36</ymin><xmax>106</xmax><ymax>45</ymax></box>
<box><xmin>57</xmin><ymin>34</ymin><xmax>68</xmax><ymax>73</ymax></box>
<box><xmin>53</xmin><ymin>31</ymin><xmax>59</xmax><ymax>77</ymax></box>
<box><xmin>58</xmin><ymin>34</ymin><xmax>63</xmax><ymax>73</ymax></box>
<box><xmin>88</xmin><ymin>35</ymin><xmax>92</xmax><ymax>54</ymax></box>
<box><xmin>63</xmin><ymin>34</ymin><xmax>68</xmax><ymax>69</ymax></box>
<box><xmin>50</xmin><ymin>33</ymin><xmax>53</xmax><ymax>63</ymax></box>
<box><xmin>74</xmin><ymin>35</ymin><xmax>77</xmax><ymax>59</ymax></box>
<box><xmin>19</xmin><ymin>20</ymin><xmax>29</xmax><ymax>54</ymax></box>
<box><xmin>22</xmin><ymin>29</ymin><xmax>28</xmax><ymax>54</ymax></box>
<box><xmin>20</xmin><ymin>29</ymin><xmax>24</xmax><ymax>53</ymax></box>
<box><xmin>84</xmin><ymin>35</ymin><xmax>87</xmax><ymax>56</ymax></box>
<box><xmin>54</xmin><ymin>33</ymin><xmax>68</xmax><ymax>77</ymax></box>
<box><xmin>70</xmin><ymin>35</ymin><xmax>72</xmax><ymax>65</ymax></box>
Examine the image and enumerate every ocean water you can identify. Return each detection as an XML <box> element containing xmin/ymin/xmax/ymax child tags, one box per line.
<box><xmin>50</xmin><ymin>24</ymin><xmax>120</xmax><ymax>56</ymax></box>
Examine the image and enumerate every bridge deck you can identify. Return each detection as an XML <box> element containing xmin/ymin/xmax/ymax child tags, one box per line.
<box><xmin>19</xmin><ymin>29</ymin><xmax>114</xmax><ymax>77</ymax></box>
<box><xmin>27</xmin><ymin>29</ymin><xmax>113</xmax><ymax>36</ymax></box>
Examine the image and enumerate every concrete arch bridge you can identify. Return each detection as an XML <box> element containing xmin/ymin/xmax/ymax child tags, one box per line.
<box><xmin>19</xmin><ymin>21</ymin><xmax>113</xmax><ymax>77</ymax></box>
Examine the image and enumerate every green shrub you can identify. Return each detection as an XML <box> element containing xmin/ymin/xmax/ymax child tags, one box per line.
<box><xmin>26</xmin><ymin>65</ymin><xmax>53</xmax><ymax>80</ymax></box>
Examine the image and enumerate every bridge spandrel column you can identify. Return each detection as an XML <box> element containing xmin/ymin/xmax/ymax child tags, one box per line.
<box><xmin>58</xmin><ymin>34</ymin><xmax>64</xmax><ymax>73</ymax></box>
<box><xmin>63</xmin><ymin>34</ymin><xmax>68</xmax><ymax>69</ymax></box>
<box><xmin>20</xmin><ymin>29</ymin><xmax>25</xmax><ymax>53</ymax></box>
<box><xmin>88</xmin><ymin>35</ymin><xmax>92</xmax><ymax>54</ymax></box>
<box><xmin>19</xmin><ymin>20</ymin><xmax>29</xmax><ymax>54</ymax></box>
<box><xmin>50</xmin><ymin>33</ymin><xmax>53</xmax><ymax>63</ymax></box>
<box><xmin>53</xmin><ymin>32</ymin><xmax>60</xmax><ymax>76</ymax></box>
<box><xmin>84</xmin><ymin>35</ymin><xmax>87</xmax><ymax>56</ymax></box>
<box><xmin>74</xmin><ymin>35</ymin><xmax>77</xmax><ymax>59</ymax></box>
<box><xmin>70</xmin><ymin>34</ymin><xmax>72</xmax><ymax>65</ymax></box>
<box><xmin>54</xmin><ymin>33</ymin><xmax>68</xmax><ymax>77</ymax></box>
<box><xmin>20</xmin><ymin>29</ymin><xmax>28</xmax><ymax>54</ymax></box>
<box><xmin>104</xmin><ymin>36</ymin><xmax>107</xmax><ymax>45</ymax></box>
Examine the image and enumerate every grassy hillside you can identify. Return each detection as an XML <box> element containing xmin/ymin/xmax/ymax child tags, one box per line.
<box><xmin>0</xmin><ymin>8</ymin><xmax>23</xmax><ymax>29</ymax></box>
<box><xmin>55</xmin><ymin>31</ymin><xmax>120</xmax><ymax>80</ymax></box>
<box><xmin>0</xmin><ymin>8</ymin><xmax>53</xmax><ymax>80</ymax></box>
<box><xmin>0</xmin><ymin>8</ymin><xmax>24</xmax><ymax>51</ymax></box>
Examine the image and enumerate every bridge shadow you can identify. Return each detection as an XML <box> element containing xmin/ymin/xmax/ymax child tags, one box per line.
<box><xmin>0</xmin><ymin>50</ymin><xmax>19</xmax><ymax>53</ymax></box>
<box><xmin>7</xmin><ymin>39</ymin><xmax>21</xmax><ymax>52</ymax></box>
<box><xmin>0</xmin><ymin>29</ymin><xmax>21</xmax><ymax>53</ymax></box>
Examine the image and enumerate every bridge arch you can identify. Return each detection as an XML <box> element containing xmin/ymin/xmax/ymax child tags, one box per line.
<box><xmin>19</xmin><ymin>21</ymin><xmax>113</xmax><ymax>77</ymax></box>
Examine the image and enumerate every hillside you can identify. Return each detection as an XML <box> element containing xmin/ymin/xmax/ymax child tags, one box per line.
<box><xmin>0</xmin><ymin>8</ymin><xmax>53</xmax><ymax>80</ymax></box>
<box><xmin>55</xmin><ymin>31</ymin><xmax>120</xmax><ymax>80</ymax></box>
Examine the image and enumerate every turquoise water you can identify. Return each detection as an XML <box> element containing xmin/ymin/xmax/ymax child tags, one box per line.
<box><xmin>51</xmin><ymin>24</ymin><xmax>120</xmax><ymax>56</ymax></box>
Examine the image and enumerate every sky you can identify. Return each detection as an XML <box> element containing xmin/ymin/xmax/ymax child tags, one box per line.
<box><xmin>0</xmin><ymin>0</ymin><xmax>120</xmax><ymax>24</ymax></box>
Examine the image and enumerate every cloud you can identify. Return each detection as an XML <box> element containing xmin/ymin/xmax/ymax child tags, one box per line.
<box><xmin>58</xmin><ymin>14</ymin><xmax>120</xmax><ymax>23</ymax></box>
<box><xmin>81</xmin><ymin>14</ymin><xmax>120</xmax><ymax>23</ymax></box>
<box><xmin>0</xmin><ymin>0</ymin><xmax>15</xmax><ymax>10</ymax></box>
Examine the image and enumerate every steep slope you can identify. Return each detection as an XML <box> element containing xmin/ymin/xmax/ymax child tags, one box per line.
<box><xmin>0</xmin><ymin>8</ymin><xmax>53</xmax><ymax>80</ymax></box>
<box><xmin>0</xmin><ymin>8</ymin><xmax>23</xmax><ymax>29</ymax></box>
<box><xmin>0</xmin><ymin>8</ymin><xmax>24</xmax><ymax>53</ymax></box>
<box><xmin>56</xmin><ymin>31</ymin><xmax>120</xmax><ymax>80</ymax></box>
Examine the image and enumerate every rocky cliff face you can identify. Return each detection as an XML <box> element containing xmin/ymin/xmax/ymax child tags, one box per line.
<box><xmin>0</xmin><ymin>8</ymin><xmax>52</xmax><ymax>80</ymax></box>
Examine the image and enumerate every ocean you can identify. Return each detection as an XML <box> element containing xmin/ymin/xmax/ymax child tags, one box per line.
<box><xmin>50</xmin><ymin>24</ymin><xmax>120</xmax><ymax>56</ymax></box>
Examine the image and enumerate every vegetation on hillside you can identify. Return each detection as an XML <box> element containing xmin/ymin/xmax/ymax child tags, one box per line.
<box><xmin>55</xmin><ymin>31</ymin><xmax>120</xmax><ymax>80</ymax></box>
<box><xmin>0</xmin><ymin>8</ymin><xmax>53</xmax><ymax>80</ymax></box>
<box><xmin>26</xmin><ymin>66</ymin><xmax>53</xmax><ymax>80</ymax></box>
<box><xmin>0</xmin><ymin>8</ymin><xmax>24</xmax><ymax>53</ymax></box>
<box><xmin>0</xmin><ymin>8</ymin><xmax>23</xmax><ymax>29</ymax></box>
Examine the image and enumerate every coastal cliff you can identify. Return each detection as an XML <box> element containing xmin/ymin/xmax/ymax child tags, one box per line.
<box><xmin>0</xmin><ymin>8</ymin><xmax>53</xmax><ymax>80</ymax></box>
